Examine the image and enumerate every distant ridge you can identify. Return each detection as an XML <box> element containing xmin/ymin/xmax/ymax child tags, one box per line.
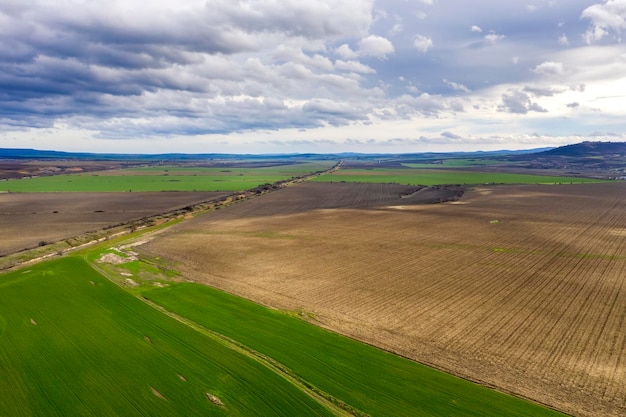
<box><xmin>538</xmin><ymin>141</ymin><xmax>626</xmax><ymax>157</ymax></box>
<box><xmin>0</xmin><ymin>148</ymin><xmax>334</xmax><ymax>161</ymax></box>
<box><xmin>0</xmin><ymin>147</ymin><xmax>552</xmax><ymax>161</ymax></box>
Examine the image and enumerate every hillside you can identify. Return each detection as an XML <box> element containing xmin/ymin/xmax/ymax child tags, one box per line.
<box><xmin>506</xmin><ymin>141</ymin><xmax>626</xmax><ymax>178</ymax></box>
<box><xmin>540</xmin><ymin>141</ymin><xmax>626</xmax><ymax>157</ymax></box>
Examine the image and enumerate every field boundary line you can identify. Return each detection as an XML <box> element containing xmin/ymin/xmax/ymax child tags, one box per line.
<box><xmin>86</xmin><ymin>254</ymin><xmax>362</xmax><ymax>417</ymax></box>
<box><xmin>142</xmin><ymin>298</ymin><xmax>366</xmax><ymax>417</ymax></box>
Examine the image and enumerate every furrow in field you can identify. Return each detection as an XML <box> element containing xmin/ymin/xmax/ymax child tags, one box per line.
<box><xmin>567</xmin><ymin>235</ymin><xmax>626</xmax><ymax>395</ymax></box>
<box><xmin>527</xmin><ymin>260</ymin><xmax>604</xmax><ymax>372</ymax></box>
<box><xmin>440</xmin><ymin>246</ymin><xmax>568</xmax><ymax>350</ymax></box>
<box><xmin>600</xmin><ymin>258</ymin><xmax>626</xmax><ymax>402</ymax></box>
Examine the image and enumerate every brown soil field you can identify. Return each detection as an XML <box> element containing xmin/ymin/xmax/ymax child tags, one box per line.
<box><xmin>0</xmin><ymin>191</ymin><xmax>228</xmax><ymax>256</ymax></box>
<box><xmin>0</xmin><ymin>160</ymin><xmax>143</xmax><ymax>180</ymax></box>
<box><xmin>138</xmin><ymin>181</ymin><xmax>626</xmax><ymax>417</ymax></box>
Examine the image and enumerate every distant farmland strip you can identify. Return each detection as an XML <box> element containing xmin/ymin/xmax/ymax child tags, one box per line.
<box><xmin>0</xmin><ymin>191</ymin><xmax>229</xmax><ymax>257</ymax></box>
<box><xmin>0</xmin><ymin>174</ymin><xmax>290</xmax><ymax>192</ymax></box>
<box><xmin>313</xmin><ymin>168</ymin><xmax>607</xmax><ymax>186</ymax></box>
<box><xmin>0</xmin><ymin>161</ymin><xmax>336</xmax><ymax>192</ymax></box>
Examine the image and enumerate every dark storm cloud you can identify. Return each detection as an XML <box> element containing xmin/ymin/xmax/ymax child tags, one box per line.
<box><xmin>1</xmin><ymin>0</ymin><xmax>625</xmax><ymax>146</ymax></box>
<box><xmin>0</xmin><ymin>0</ymin><xmax>381</xmax><ymax>136</ymax></box>
<box><xmin>523</xmin><ymin>86</ymin><xmax>566</xmax><ymax>97</ymax></box>
<box><xmin>206</xmin><ymin>0</ymin><xmax>372</xmax><ymax>39</ymax></box>
<box><xmin>499</xmin><ymin>90</ymin><xmax>548</xmax><ymax>114</ymax></box>
<box><xmin>301</xmin><ymin>99</ymin><xmax>369</xmax><ymax>126</ymax></box>
<box><xmin>441</xmin><ymin>131</ymin><xmax>462</xmax><ymax>139</ymax></box>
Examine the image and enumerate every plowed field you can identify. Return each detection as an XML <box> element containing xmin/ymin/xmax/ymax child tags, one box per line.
<box><xmin>139</xmin><ymin>181</ymin><xmax>626</xmax><ymax>417</ymax></box>
<box><xmin>0</xmin><ymin>191</ymin><xmax>228</xmax><ymax>255</ymax></box>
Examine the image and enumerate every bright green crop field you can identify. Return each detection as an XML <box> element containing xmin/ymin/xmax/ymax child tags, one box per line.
<box><xmin>313</xmin><ymin>168</ymin><xmax>606</xmax><ymax>186</ymax></box>
<box><xmin>402</xmin><ymin>159</ymin><xmax>510</xmax><ymax>167</ymax></box>
<box><xmin>0</xmin><ymin>162</ymin><xmax>335</xmax><ymax>192</ymax></box>
<box><xmin>142</xmin><ymin>283</ymin><xmax>566</xmax><ymax>417</ymax></box>
<box><xmin>0</xmin><ymin>257</ymin><xmax>334</xmax><ymax>417</ymax></box>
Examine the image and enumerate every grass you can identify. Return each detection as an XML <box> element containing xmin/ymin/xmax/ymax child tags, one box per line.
<box><xmin>403</xmin><ymin>159</ymin><xmax>509</xmax><ymax>168</ymax></box>
<box><xmin>0</xmin><ymin>174</ymin><xmax>284</xmax><ymax>192</ymax></box>
<box><xmin>0</xmin><ymin>162</ymin><xmax>336</xmax><ymax>192</ymax></box>
<box><xmin>0</xmin><ymin>257</ymin><xmax>335</xmax><ymax>417</ymax></box>
<box><xmin>142</xmin><ymin>283</ymin><xmax>567</xmax><ymax>417</ymax></box>
<box><xmin>126</xmin><ymin>162</ymin><xmax>335</xmax><ymax>175</ymax></box>
<box><xmin>314</xmin><ymin>168</ymin><xmax>607</xmax><ymax>186</ymax></box>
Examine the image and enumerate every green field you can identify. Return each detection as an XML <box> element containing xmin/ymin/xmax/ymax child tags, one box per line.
<box><xmin>0</xmin><ymin>257</ymin><xmax>335</xmax><ymax>417</ymax></box>
<box><xmin>0</xmin><ymin>162</ymin><xmax>335</xmax><ymax>192</ymax></box>
<box><xmin>141</xmin><ymin>284</ymin><xmax>565</xmax><ymax>417</ymax></box>
<box><xmin>403</xmin><ymin>159</ymin><xmax>509</xmax><ymax>167</ymax></box>
<box><xmin>313</xmin><ymin>168</ymin><xmax>606</xmax><ymax>186</ymax></box>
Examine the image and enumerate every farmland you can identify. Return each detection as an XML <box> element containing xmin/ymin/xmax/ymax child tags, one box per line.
<box><xmin>0</xmin><ymin>257</ymin><xmax>336</xmax><ymax>417</ymax></box>
<box><xmin>402</xmin><ymin>158</ymin><xmax>509</xmax><ymax>167</ymax></box>
<box><xmin>0</xmin><ymin>162</ymin><xmax>335</xmax><ymax>192</ymax></box>
<box><xmin>141</xmin><ymin>282</ymin><xmax>565</xmax><ymax>417</ymax></box>
<box><xmin>0</xmin><ymin>159</ymin><xmax>143</xmax><ymax>180</ymax></box>
<box><xmin>0</xmin><ymin>228</ymin><xmax>566</xmax><ymax>417</ymax></box>
<box><xmin>139</xmin><ymin>180</ymin><xmax>626</xmax><ymax>417</ymax></box>
<box><xmin>313</xmin><ymin>167</ymin><xmax>607</xmax><ymax>186</ymax></box>
<box><xmin>0</xmin><ymin>160</ymin><xmax>335</xmax><ymax>261</ymax></box>
<box><xmin>0</xmin><ymin>191</ymin><xmax>229</xmax><ymax>257</ymax></box>
<box><xmin>2</xmin><ymin>144</ymin><xmax>625</xmax><ymax>417</ymax></box>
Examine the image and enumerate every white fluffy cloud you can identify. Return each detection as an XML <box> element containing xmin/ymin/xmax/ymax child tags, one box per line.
<box><xmin>334</xmin><ymin>35</ymin><xmax>395</xmax><ymax>60</ymax></box>
<box><xmin>582</xmin><ymin>0</ymin><xmax>626</xmax><ymax>43</ymax></box>
<box><xmin>335</xmin><ymin>59</ymin><xmax>376</xmax><ymax>74</ymax></box>
<box><xmin>485</xmin><ymin>32</ymin><xmax>505</xmax><ymax>44</ymax></box>
<box><xmin>499</xmin><ymin>90</ymin><xmax>548</xmax><ymax>114</ymax></box>
<box><xmin>413</xmin><ymin>35</ymin><xmax>433</xmax><ymax>53</ymax></box>
<box><xmin>532</xmin><ymin>61</ymin><xmax>565</xmax><ymax>76</ymax></box>
<box><xmin>443</xmin><ymin>79</ymin><xmax>471</xmax><ymax>93</ymax></box>
<box><xmin>358</xmin><ymin>35</ymin><xmax>395</xmax><ymax>59</ymax></box>
<box><xmin>335</xmin><ymin>44</ymin><xmax>359</xmax><ymax>59</ymax></box>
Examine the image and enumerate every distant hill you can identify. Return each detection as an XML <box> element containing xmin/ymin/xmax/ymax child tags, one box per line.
<box><xmin>0</xmin><ymin>147</ymin><xmax>552</xmax><ymax>161</ymax></box>
<box><xmin>506</xmin><ymin>141</ymin><xmax>626</xmax><ymax>176</ymax></box>
<box><xmin>0</xmin><ymin>148</ymin><xmax>149</xmax><ymax>160</ymax></box>
<box><xmin>0</xmin><ymin>148</ymin><xmax>335</xmax><ymax>161</ymax></box>
<box><xmin>538</xmin><ymin>141</ymin><xmax>626</xmax><ymax>157</ymax></box>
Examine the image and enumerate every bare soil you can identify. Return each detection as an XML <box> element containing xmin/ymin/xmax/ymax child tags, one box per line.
<box><xmin>0</xmin><ymin>191</ymin><xmax>228</xmax><ymax>256</ymax></box>
<box><xmin>140</xmin><ymin>181</ymin><xmax>626</xmax><ymax>417</ymax></box>
<box><xmin>178</xmin><ymin>182</ymin><xmax>461</xmax><ymax>220</ymax></box>
<box><xmin>151</xmin><ymin>387</ymin><xmax>166</xmax><ymax>400</ymax></box>
<box><xmin>0</xmin><ymin>160</ymin><xmax>143</xmax><ymax>180</ymax></box>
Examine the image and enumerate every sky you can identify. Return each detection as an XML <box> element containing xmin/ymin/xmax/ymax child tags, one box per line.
<box><xmin>1</xmin><ymin>0</ymin><xmax>626</xmax><ymax>154</ymax></box>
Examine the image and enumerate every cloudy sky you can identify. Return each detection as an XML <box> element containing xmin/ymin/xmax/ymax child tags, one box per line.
<box><xmin>1</xmin><ymin>0</ymin><xmax>626</xmax><ymax>154</ymax></box>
